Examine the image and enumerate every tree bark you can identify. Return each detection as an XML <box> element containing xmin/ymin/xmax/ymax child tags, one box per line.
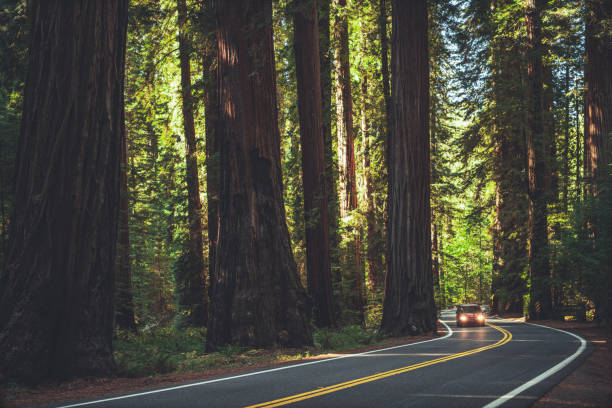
<box><xmin>206</xmin><ymin>0</ymin><xmax>312</xmax><ymax>350</ymax></box>
<box><xmin>334</xmin><ymin>0</ymin><xmax>357</xmax><ymax>219</ymax></box>
<box><xmin>584</xmin><ymin>0</ymin><xmax>612</xmax><ymax>325</ymax></box>
<box><xmin>543</xmin><ymin>64</ymin><xmax>558</xmax><ymax>202</ymax></box>
<box><xmin>584</xmin><ymin>0</ymin><xmax>611</xmax><ymax>197</ymax></box>
<box><xmin>177</xmin><ymin>0</ymin><xmax>207</xmax><ymax>327</ymax></box>
<box><xmin>381</xmin><ymin>0</ymin><xmax>436</xmax><ymax>336</ymax></box>
<box><xmin>201</xmin><ymin>0</ymin><xmax>219</xmax><ymax>303</ymax></box>
<box><xmin>562</xmin><ymin>57</ymin><xmax>570</xmax><ymax>211</ymax></box>
<box><xmin>491</xmin><ymin>27</ymin><xmax>529</xmax><ymax>315</ymax></box>
<box><xmin>0</xmin><ymin>0</ymin><xmax>128</xmax><ymax>384</ymax></box>
<box><xmin>318</xmin><ymin>0</ymin><xmax>342</xmax><ymax>321</ymax></box>
<box><xmin>362</xmin><ymin>68</ymin><xmax>382</xmax><ymax>292</ymax></box>
<box><xmin>333</xmin><ymin>0</ymin><xmax>364</xmax><ymax>324</ymax></box>
<box><xmin>293</xmin><ymin>0</ymin><xmax>335</xmax><ymax>328</ymax></box>
<box><xmin>526</xmin><ymin>0</ymin><xmax>551</xmax><ymax>320</ymax></box>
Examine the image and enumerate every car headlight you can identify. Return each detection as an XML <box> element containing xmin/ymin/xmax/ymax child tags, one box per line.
<box><xmin>459</xmin><ymin>315</ymin><xmax>467</xmax><ymax>321</ymax></box>
<box><xmin>477</xmin><ymin>314</ymin><xmax>484</xmax><ymax>320</ymax></box>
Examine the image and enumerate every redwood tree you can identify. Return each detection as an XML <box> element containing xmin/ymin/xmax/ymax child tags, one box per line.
<box><xmin>584</xmin><ymin>0</ymin><xmax>611</xmax><ymax>197</ymax></box>
<box><xmin>201</xmin><ymin>1</ymin><xmax>219</xmax><ymax>302</ymax></box>
<box><xmin>526</xmin><ymin>0</ymin><xmax>551</xmax><ymax>319</ymax></box>
<box><xmin>381</xmin><ymin>0</ymin><xmax>436</xmax><ymax>336</ymax></box>
<box><xmin>584</xmin><ymin>0</ymin><xmax>611</xmax><ymax>323</ymax></box>
<box><xmin>293</xmin><ymin>0</ymin><xmax>335</xmax><ymax>328</ymax></box>
<box><xmin>0</xmin><ymin>0</ymin><xmax>128</xmax><ymax>383</ymax></box>
<box><xmin>206</xmin><ymin>0</ymin><xmax>312</xmax><ymax>350</ymax></box>
<box><xmin>318</xmin><ymin>0</ymin><xmax>342</xmax><ymax>320</ymax></box>
<box><xmin>176</xmin><ymin>0</ymin><xmax>208</xmax><ymax>326</ymax></box>
<box><xmin>334</xmin><ymin>0</ymin><xmax>364</xmax><ymax>325</ymax></box>
<box><xmin>489</xmin><ymin>3</ymin><xmax>529</xmax><ymax>314</ymax></box>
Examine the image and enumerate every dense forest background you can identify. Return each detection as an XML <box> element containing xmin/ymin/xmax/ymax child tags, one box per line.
<box><xmin>0</xmin><ymin>0</ymin><xmax>610</xmax><ymax>385</ymax></box>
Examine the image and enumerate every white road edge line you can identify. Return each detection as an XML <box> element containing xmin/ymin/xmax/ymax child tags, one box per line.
<box><xmin>482</xmin><ymin>322</ymin><xmax>587</xmax><ymax>408</ymax></box>
<box><xmin>57</xmin><ymin>320</ymin><xmax>454</xmax><ymax>407</ymax></box>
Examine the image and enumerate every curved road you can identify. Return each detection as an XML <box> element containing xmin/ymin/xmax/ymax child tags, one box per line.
<box><xmin>55</xmin><ymin>311</ymin><xmax>588</xmax><ymax>408</ymax></box>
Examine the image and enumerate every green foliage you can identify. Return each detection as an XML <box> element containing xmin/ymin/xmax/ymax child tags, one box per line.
<box><xmin>113</xmin><ymin>324</ymin><xmax>385</xmax><ymax>378</ymax></box>
<box><xmin>124</xmin><ymin>0</ymin><xmax>209</xmax><ymax>327</ymax></box>
<box><xmin>0</xmin><ymin>0</ymin><xmax>27</xmax><ymax>266</ymax></box>
<box><xmin>553</xmin><ymin>184</ymin><xmax>612</xmax><ymax>322</ymax></box>
<box><xmin>313</xmin><ymin>325</ymin><xmax>378</xmax><ymax>350</ymax></box>
<box><xmin>114</xmin><ymin>327</ymin><xmax>207</xmax><ymax>377</ymax></box>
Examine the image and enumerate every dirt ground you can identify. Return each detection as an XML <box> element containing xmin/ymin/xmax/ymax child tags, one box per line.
<box><xmin>1</xmin><ymin>321</ymin><xmax>609</xmax><ymax>408</ymax></box>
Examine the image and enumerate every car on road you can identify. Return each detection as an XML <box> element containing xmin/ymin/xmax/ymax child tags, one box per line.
<box><xmin>456</xmin><ymin>304</ymin><xmax>486</xmax><ymax>327</ymax></box>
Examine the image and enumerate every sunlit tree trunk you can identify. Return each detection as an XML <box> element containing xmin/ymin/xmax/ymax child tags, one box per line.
<box><xmin>562</xmin><ymin>58</ymin><xmax>570</xmax><ymax>211</ymax></box>
<box><xmin>381</xmin><ymin>0</ymin><xmax>436</xmax><ymax>336</ymax></box>
<box><xmin>318</xmin><ymin>0</ymin><xmax>342</xmax><ymax>318</ymax></box>
<box><xmin>360</xmin><ymin>30</ymin><xmax>382</xmax><ymax>292</ymax></box>
<box><xmin>0</xmin><ymin>0</ymin><xmax>128</xmax><ymax>383</ymax></box>
<box><xmin>206</xmin><ymin>0</ymin><xmax>312</xmax><ymax>350</ymax></box>
<box><xmin>543</xmin><ymin>64</ymin><xmax>558</xmax><ymax>202</ymax></box>
<box><xmin>177</xmin><ymin>0</ymin><xmax>207</xmax><ymax>326</ymax></box>
<box><xmin>293</xmin><ymin>0</ymin><xmax>335</xmax><ymax>328</ymax></box>
<box><xmin>201</xmin><ymin>0</ymin><xmax>218</xmax><ymax>303</ymax></box>
<box><xmin>334</xmin><ymin>0</ymin><xmax>364</xmax><ymax>324</ymax></box>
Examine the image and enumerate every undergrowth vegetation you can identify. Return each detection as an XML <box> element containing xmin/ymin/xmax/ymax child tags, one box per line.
<box><xmin>113</xmin><ymin>325</ymin><xmax>389</xmax><ymax>378</ymax></box>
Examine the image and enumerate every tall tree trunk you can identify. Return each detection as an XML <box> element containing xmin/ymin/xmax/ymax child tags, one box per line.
<box><xmin>293</xmin><ymin>0</ymin><xmax>335</xmax><ymax>328</ymax></box>
<box><xmin>177</xmin><ymin>0</ymin><xmax>207</xmax><ymax>327</ymax></box>
<box><xmin>206</xmin><ymin>0</ymin><xmax>312</xmax><ymax>350</ymax></box>
<box><xmin>584</xmin><ymin>0</ymin><xmax>612</xmax><ymax>325</ymax></box>
<box><xmin>363</xmin><ymin>78</ymin><xmax>383</xmax><ymax>293</ymax></box>
<box><xmin>543</xmin><ymin>64</ymin><xmax>558</xmax><ymax>202</ymax></box>
<box><xmin>334</xmin><ymin>0</ymin><xmax>364</xmax><ymax>324</ymax></box>
<box><xmin>562</xmin><ymin>58</ymin><xmax>570</xmax><ymax>211</ymax></box>
<box><xmin>381</xmin><ymin>0</ymin><xmax>436</xmax><ymax>336</ymax></box>
<box><xmin>491</xmin><ymin>186</ymin><xmax>502</xmax><ymax>314</ymax></box>
<box><xmin>526</xmin><ymin>0</ymin><xmax>551</xmax><ymax>320</ymax></box>
<box><xmin>491</xmin><ymin>30</ymin><xmax>529</xmax><ymax>315</ymax></box>
<box><xmin>116</xmin><ymin>127</ymin><xmax>136</xmax><ymax>331</ymax></box>
<box><xmin>584</xmin><ymin>0</ymin><xmax>611</xmax><ymax>198</ymax></box>
<box><xmin>575</xmin><ymin>90</ymin><xmax>582</xmax><ymax>196</ymax></box>
<box><xmin>430</xmin><ymin>85</ymin><xmax>440</xmax><ymax>306</ymax></box>
<box><xmin>334</xmin><ymin>0</ymin><xmax>357</xmax><ymax>219</ymax></box>
<box><xmin>201</xmin><ymin>0</ymin><xmax>219</xmax><ymax>303</ymax></box>
<box><xmin>318</xmin><ymin>0</ymin><xmax>341</xmax><ymax>316</ymax></box>
<box><xmin>0</xmin><ymin>0</ymin><xmax>128</xmax><ymax>384</ymax></box>
<box><xmin>360</xmin><ymin>29</ymin><xmax>382</xmax><ymax>292</ymax></box>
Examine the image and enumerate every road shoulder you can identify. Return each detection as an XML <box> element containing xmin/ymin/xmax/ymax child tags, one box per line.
<box><xmin>531</xmin><ymin>320</ymin><xmax>611</xmax><ymax>408</ymax></box>
<box><xmin>0</xmin><ymin>328</ymin><xmax>444</xmax><ymax>408</ymax></box>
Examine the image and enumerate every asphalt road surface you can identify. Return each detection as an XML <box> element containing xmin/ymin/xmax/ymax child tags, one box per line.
<box><xmin>54</xmin><ymin>311</ymin><xmax>588</xmax><ymax>408</ymax></box>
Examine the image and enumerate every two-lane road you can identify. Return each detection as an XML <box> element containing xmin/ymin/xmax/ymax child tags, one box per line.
<box><xmin>55</xmin><ymin>312</ymin><xmax>587</xmax><ymax>408</ymax></box>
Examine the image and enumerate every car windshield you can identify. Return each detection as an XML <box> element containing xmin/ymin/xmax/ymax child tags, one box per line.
<box><xmin>461</xmin><ymin>306</ymin><xmax>482</xmax><ymax>313</ymax></box>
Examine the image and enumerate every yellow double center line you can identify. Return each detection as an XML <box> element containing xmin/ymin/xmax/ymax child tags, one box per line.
<box><xmin>246</xmin><ymin>323</ymin><xmax>512</xmax><ymax>408</ymax></box>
